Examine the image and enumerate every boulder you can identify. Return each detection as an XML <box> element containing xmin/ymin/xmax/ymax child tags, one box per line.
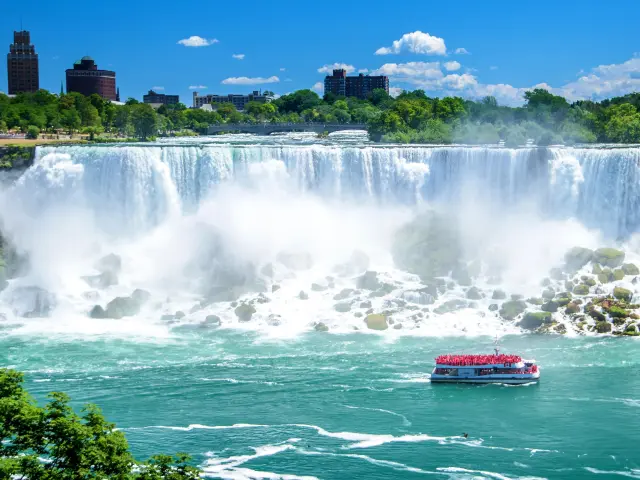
<box><xmin>593</xmin><ymin>248</ymin><xmax>625</xmax><ymax>268</ymax></box>
<box><xmin>402</xmin><ymin>290</ymin><xmax>435</xmax><ymax>305</ymax></box>
<box><xmin>518</xmin><ymin>311</ymin><xmax>552</xmax><ymax>330</ymax></box>
<box><xmin>606</xmin><ymin>305</ymin><xmax>629</xmax><ymax>318</ymax></box>
<box><xmin>589</xmin><ymin>309</ymin><xmax>607</xmax><ymax>322</ymax></box>
<box><xmin>527</xmin><ymin>297</ymin><xmax>544</xmax><ymax>306</ymax></box>
<box><xmin>311</xmin><ymin>283</ymin><xmax>328</xmax><ymax>292</ymax></box>
<box><xmin>565</xmin><ymin>302</ymin><xmax>580</xmax><ymax>314</ymax></box>
<box><xmin>511</xmin><ymin>294</ymin><xmax>524</xmax><ymax>301</ymax></box>
<box><xmin>203</xmin><ymin>315</ymin><xmax>221</xmax><ymax>327</ymax></box>
<box><xmin>564</xmin><ymin>247</ymin><xmax>594</xmax><ymax>271</ymax></box>
<box><xmin>492</xmin><ymin>289</ymin><xmax>507</xmax><ymax>300</ymax></box>
<box><xmin>333</xmin><ymin>288</ymin><xmax>354</xmax><ymax>301</ymax></box>
<box><xmin>82</xmin><ymin>271</ymin><xmax>118</xmax><ymax>289</ymax></box>
<box><xmin>89</xmin><ymin>305</ymin><xmax>106</xmax><ymax>319</ymax></box>
<box><xmin>369</xmin><ymin>283</ymin><xmax>395</xmax><ymax>298</ymax></box>
<box><xmin>541</xmin><ymin>301</ymin><xmax>559</xmax><ymax>313</ymax></box>
<box><xmin>434</xmin><ymin>299</ymin><xmax>469</xmax><ymax>315</ymax></box>
<box><xmin>314</xmin><ymin>322</ymin><xmax>329</xmax><ymax>332</ymax></box>
<box><xmin>595</xmin><ymin>321</ymin><xmax>612</xmax><ymax>333</ymax></box>
<box><xmin>592</xmin><ymin>264</ymin><xmax>603</xmax><ymax>274</ymax></box>
<box><xmin>542</xmin><ymin>288</ymin><xmax>555</xmax><ymax>300</ymax></box>
<box><xmin>541</xmin><ymin>278</ymin><xmax>551</xmax><ymax>287</ymax></box>
<box><xmin>359</xmin><ymin>300</ymin><xmax>372</xmax><ymax>309</ymax></box>
<box><xmin>131</xmin><ymin>289</ymin><xmax>151</xmax><ymax>305</ymax></box>
<box><xmin>276</xmin><ymin>251</ymin><xmax>313</xmax><ymax>270</ymax></box>
<box><xmin>97</xmin><ymin>253</ymin><xmax>122</xmax><ymax>274</ymax></box>
<box><xmin>364</xmin><ymin>313</ymin><xmax>388</xmax><ymax>331</ymax></box>
<box><xmin>272</xmin><ymin>284</ymin><xmax>281</xmax><ymax>293</ymax></box>
<box><xmin>161</xmin><ymin>314</ymin><xmax>175</xmax><ymax>321</ymax></box>
<box><xmin>357</xmin><ymin>271</ymin><xmax>381</xmax><ymax>290</ymax></box>
<box><xmin>105</xmin><ymin>296</ymin><xmax>141</xmax><ymax>319</ymax></box>
<box><xmin>299</xmin><ymin>291</ymin><xmax>309</xmax><ymax>300</ymax></box>
<box><xmin>613</xmin><ymin>269</ymin><xmax>625</xmax><ymax>281</ymax></box>
<box><xmin>499</xmin><ymin>300</ymin><xmax>526</xmax><ymax>320</ymax></box>
<box><xmin>613</xmin><ymin>287</ymin><xmax>632</xmax><ymax>302</ymax></box>
<box><xmin>583</xmin><ymin>277</ymin><xmax>596</xmax><ymax>287</ymax></box>
<box><xmin>234</xmin><ymin>303</ymin><xmax>256</xmax><ymax>322</ymax></box>
<box><xmin>555</xmin><ymin>292</ymin><xmax>572</xmax><ymax>306</ymax></box>
<box><xmin>334</xmin><ymin>302</ymin><xmax>351</xmax><ymax>313</ymax></box>
<box><xmin>488</xmin><ymin>303</ymin><xmax>499</xmax><ymax>312</ymax></box>
<box><xmin>466</xmin><ymin>286</ymin><xmax>483</xmax><ymax>300</ymax></box>
<box><xmin>549</xmin><ymin>268</ymin><xmax>565</xmax><ymax>281</ymax></box>
<box><xmin>174</xmin><ymin>311</ymin><xmax>186</xmax><ymax>319</ymax></box>
<box><xmin>622</xmin><ymin>263</ymin><xmax>640</xmax><ymax>275</ymax></box>
<box><xmin>451</xmin><ymin>265</ymin><xmax>472</xmax><ymax>286</ymax></box>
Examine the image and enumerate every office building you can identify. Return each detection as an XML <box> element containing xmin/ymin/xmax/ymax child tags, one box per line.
<box><xmin>192</xmin><ymin>90</ymin><xmax>267</xmax><ymax>110</ymax></box>
<box><xmin>66</xmin><ymin>57</ymin><xmax>119</xmax><ymax>101</ymax></box>
<box><xmin>7</xmin><ymin>30</ymin><xmax>39</xmax><ymax>94</ymax></box>
<box><xmin>324</xmin><ymin>69</ymin><xmax>389</xmax><ymax>99</ymax></box>
<box><xmin>143</xmin><ymin>90</ymin><xmax>179</xmax><ymax>106</ymax></box>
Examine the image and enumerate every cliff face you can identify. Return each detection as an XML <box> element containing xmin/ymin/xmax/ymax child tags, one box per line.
<box><xmin>0</xmin><ymin>146</ymin><xmax>35</xmax><ymax>170</ymax></box>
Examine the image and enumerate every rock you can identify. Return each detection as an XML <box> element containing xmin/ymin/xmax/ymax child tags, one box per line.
<box><xmin>393</xmin><ymin>323</ymin><xmax>403</xmax><ymax>330</ymax></box>
<box><xmin>589</xmin><ymin>309</ymin><xmax>607</xmax><ymax>322</ymax></box>
<box><xmin>97</xmin><ymin>253</ymin><xmax>122</xmax><ymax>272</ymax></box>
<box><xmin>402</xmin><ymin>290</ymin><xmax>435</xmax><ymax>305</ymax></box>
<box><xmin>607</xmin><ymin>305</ymin><xmax>629</xmax><ymax>318</ymax></box>
<box><xmin>348</xmin><ymin>250</ymin><xmax>370</xmax><ymax>272</ymax></box>
<box><xmin>499</xmin><ymin>300</ymin><xmax>527</xmax><ymax>320</ymax></box>
<box><xmin>488</xmin><ymin>304</ymin><xmax>499</xmax><ymax>312</ymax></box>
<box><xmin>595</xmin><ymin>321</ymin><xmax>612</xmax><ymax>333</ymax></box>
<box><xmin>564</xmin><ymin>247</ymin><xmax>594</xmax><ymax>271</ymax></box>
<box><xmin>234</xmin><ymin>303</ymin><xmax>256</xmax><ymax>322</ymax></box>
<box><xmin>272</xmin><ymin>284</ymin><xmax>281</xmax><ymax>293</ymax></box>
<box><xmin>564</xmin><ymin>280</ymin><xmax>574</xmax><ymax>291</ymax></box>
<box><xmin>598</xmin><ymin>272</ymin><xmax>611</xmax><ymax>284</ymax></box>
<box><xmin>255</xmin><ymin>293</ymin><xmax>270</xmax><ymax>304</ymax></box>
<box><xmin>435</xmin><ymin>299</ymin><xmax>469</xmax><ymax>315</ymax></box>
<box><xmin>174</xmin><ymin>311</ymin><xmax>186</xmax><ymax>319</ymax></box>
<box><xmin>613</xmin><ymin>287</ymin><xmax>632</xmax><ymax>302</ymax></box>
<box><xmin>82</xmin><ymin>271</ymin><xmax>118</xmax><ymax>289</ymax></box>
<box><xmin>359</xmin><ymin>300</ymin><xmax>372</xmax><ymax>309</ymax></box>
<box><xmin>357</xmin><ymin>271</ymin><xmax>381</xmax><ymax>290</ymax></box>
<box><xmin>541</xmin><ymin>301</ymin><xmax>559</xmax><ymax>313</ymax></box>
<box><xmin>364</xmin><ymin>313</ymin><xmax>388</xmax><ymax>331</ymax></box>
<box><xmin>527</xmin><ymin>297</ymin><xmax>544</xmax><ymax>306</ymax></box>
<box><xmin>549</xmin><ymin>268</ymin><xmax>565</xmax><ymax>281</ymax></box>
<box><xmin>592</xmin><ymin>264</ymin><xmax>603</xmax><ymax>274</ymax></box>
<box><xmin>299</xmin><ymin>291</ymin><xmax>309</xmax><ymax>300</ymax></box>
<box><xmin>613</xmin><ymin>269</ymin><xmax>625</xmax><ymax>281</ymax></box>
<box><xmin>161</xmin><ymin>314</ymin><xmax>175</xmax><ymax>321</ymax></box>
<box><xmin>623</xmin><ymin>324</ymin><xmax>638</xmax><ymax>335</ymax></box>
<box><xmin>583</xmin><ymin>277</ymin><xmax>596</xmax><ymax>287</ymax></box>
<box><xmin>334</xmin><ymin>302</ymin><xmax>351</xmax><ymax>313</ymax></box>
<box><xmin>510</xmin><ymin>294</ymin><xmax>524</xmax><ymax>301</ymax></box>
<box><xmin>261</xmin><ymin>263</ymin><xmax>275</xmax><ymax>278</ymax></box>
<box><xmin>492</xmin><ymin>289</ymin><xmax>507</xmax><ymax>300</ymax></box>
<box><xmin>555</xmin><ymin>292</ymin><xmax>572</xmax><ymax>306</ymax></box>
<box><xmin>593</xmin><ymin>248</ymin><xmax>625</xmax><ymax>268</ymax></box>
<box><xmin>203</xmin><ymin>315</ymin><xmax>221</xmax><ymax>327</ymax></box>
<box><xmin>542</xmin><ymin>288</ymin><xmax>556</xmax><ymax>300</ymax></box>
<box><xmin>418</xmin><ymin>284</ymin><xmax>439</xmax><ymax>298</ymax></box>
<box><xmin>334</xmin><ymin>288</ymin><xmax>354</xmax><ymax>301</ymax></box>
<box><xmin>452</xmin><ymin>265</ymin><xmax>472</xmax><ymax>286</ymax></box>
<box><xmin>541</xmin><ymin>278</ymin><xmax>551</xmax><ymax>287</ymax></box>
<box><xmin>354</xmin><ymin>312</ymin><xmax>363</xmax><ymax>318</ymax></box>
<box><xmin>366</xmin><ymin>308</ymin><xmax>374</xmax><ymax>315</ymax></box>
<box><xmin>277</xmin><ymin>252</ymin><xmax>313</xmax><ymax>270</ymax></box>
<box><xmin>311</xmin><ymin>283</ymin><xmax>328</xmax><ymax>292</ymax></box>
<box><xmin>105</xmin><ymin>296</ymin><xmax>141</xmax><ymax>319</ymax></box>
<box><xmin>89</xmin><ymin>305</ymin><xmax>106</xmax><ymax>319</ymax></box>
<box><xmin>555</xmin><ymin>323</ymin><xmax>567</xmax><ymax>334</ymax></box>
<box><xmin>369</xmin><ymin>283</ymin><xmax>395</xmax><ymax>298</ymax></box>
<box><xmin>565</xmin><ymin>302</ymin><xmax>580</xmax><ymax>314</ymax></box>
<box><xmin>314</xmin><ymin>322</ymin><xmax>329</xmax><ymax>332</ymax></box>
<box><xmin>131</xmin><ymin>289</ymin><xmax>151</xmax><ymax>305</ymax></box>
<box><xmin>393</xmin><ymin>299</ymin><xmax>407</xmax><ymax>308</ymax></box>
<box><xmin>466</xmin><ymin>287</ymin><xmax>483</xmax><ymax>300</ymax></box>
<box><xmin>267</xmin><ymin>314</ymin><xmax>282</xmax><ymax>326</ymax></box>
<box><xmin>622</xmin><ymin>263</ymin><xmax>640</xmax><ymax>275</ymax></box>
<box><xmin>518</xmin><ymin>311</ymin><xmax>552</xmax><ymax>330</ymax></box>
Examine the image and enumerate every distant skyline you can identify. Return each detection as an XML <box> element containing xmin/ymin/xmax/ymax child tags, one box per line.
<box><xmin>1</xmin><ymin>0</ymin><xmax>639</xmax><ymax>106</ymax></box>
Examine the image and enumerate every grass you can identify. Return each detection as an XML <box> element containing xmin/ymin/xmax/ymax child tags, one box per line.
<box><xmin>0</xmin><ymin>138</ymin><xmax>88</xmax><ymax>146</ymax></box>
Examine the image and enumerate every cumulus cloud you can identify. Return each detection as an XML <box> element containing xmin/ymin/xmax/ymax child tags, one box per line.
<box><xmin>189</xmin><ymin>85</ymin><xmax>207</xmax><ymax>90</ymax></box>
<box><xmin>444</xmin><ymin>61</ymin><xmax>461</xmax><ymax>72</ymax></box>
<box><xmin>221</xmin><ymin>76</ymin><xmax>280</xmax><ymax>85</ymax></box>
<box><xmin>317</xmin><ymin>63</ymin><xmax>356</xmax><ymax>74</ymax></box>
<box><xmin>178</xmin><ymin>36</ymin><xmax>218</xmax><ymax>47</ymax></box>
<box><xmin>376</xmin><ymin>31</ymin><xmax>446</xmax><ymax>56</ymax></box>
<box><xmin>454</xmin><ymin>47</ymin><xmax>470</xmax><ymax>55</ymax></box>
<box><xmin>312</xmin><ymin>82</ymin><xmax>323</xmax><ymax>93</ymax></box>
<box><xmin>358</xmin><ymin>68</ymin><xmax>370</xmax><ymax>74</ymax></box>
<box><xmin>151</xmin><ymin>86</ymin><xmax>165</xmax><ymax>91</ymax></box>
<box><xmin>389</xmin><ymin>87</ymin><xmax>404</xmax><ymax>98</ymax></box>
<box><xmin>375</xmin><ymin>31</ymin><xmax>446</xmax><ymax>56</ymax></box>
<box><xmin>232</xmin><ymin>54</ymin><xmax>245</xmax><ymax>60</ymax></box>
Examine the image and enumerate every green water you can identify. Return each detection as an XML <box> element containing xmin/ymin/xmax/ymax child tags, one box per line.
<box><xmin>2</xmin><ymin>332</ymin><xmax>639</xmax><ymax>479</ymax></box>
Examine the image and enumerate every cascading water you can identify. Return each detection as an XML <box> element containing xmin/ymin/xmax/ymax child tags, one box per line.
<box><xmin>1</xmin><ymin>137</ymin><xmax>640</xmax><ymax>338</ymax></box>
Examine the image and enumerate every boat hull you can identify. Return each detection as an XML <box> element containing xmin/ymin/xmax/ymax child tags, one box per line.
<box><xmin>430</xmin><ymin>377</ymin><xmax>539</xmax><ymax>385</ymax></box>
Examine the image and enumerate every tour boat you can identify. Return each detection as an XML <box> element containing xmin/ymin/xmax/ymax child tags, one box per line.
<box><xmin>431</xmin><ymin>340</ymin><xmax>540</xmax><ymax>385</ymax></box>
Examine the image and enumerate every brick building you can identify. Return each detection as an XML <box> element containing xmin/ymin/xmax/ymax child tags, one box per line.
<box><xmin>7</xmin><ymin>30</ymin><xmax>39</xmax><ymax>94</ymax></box>
<box><xmin>66</xmin><ymin>57</ymin><xmax>119</xmax><ymax>101</ymax></box>
<box><xmin>192</xmin><ymin>90</ymin><xmax>267</xmax><ymax>110</ymax></box>
<box><xmin>143</xmin><ymin>90</ymin><xmax>179</xmax><ymax>106</ymax></box>
<box><xmin>323</xmin><ymin>69</ymin><xmax>389</xmax><ymax>99</ymax></box>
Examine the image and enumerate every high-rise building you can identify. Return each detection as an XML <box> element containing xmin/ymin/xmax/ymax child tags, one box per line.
<box><xmin>323</xmin><ymin>69</ymin><xmax>389</xmax><ymax>99</ymax></box>
<box><xmin>7</xmin><ymin>30</ymin><xmax>39</xmax><ymax>94</ymax></box>
<box><xmin>143</xmin><ymin>90</ymin><xmax>179</xmax><ymax>106</ymax></box>
<box><xmin>192</xmin><ymin>90</ymin><xmax>267</xmax><ymax>110</ymax></box>
<box><xmin>66</xmin><ymin>57</ymin><xmax>119</xmax><ymax>101</ymax></box>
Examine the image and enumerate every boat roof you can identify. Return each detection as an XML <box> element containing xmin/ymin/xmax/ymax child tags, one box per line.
<box><xmin>435</xmin><ymin>354</ymin><xmax>522</xmax><ymax>366</ymax></box>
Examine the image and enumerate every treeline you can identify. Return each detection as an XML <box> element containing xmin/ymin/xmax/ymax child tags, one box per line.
<box><xmin>0</xmin><ymin>368</ymin><xmax>201</xmax><ymax>478</ymax></box>
<box><xmin>2</xmin><ymin>87</ymin><xmax>640</xmax><ymax>144</ymax></box>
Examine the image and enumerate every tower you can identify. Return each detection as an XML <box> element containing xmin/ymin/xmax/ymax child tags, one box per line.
<box><xmin>7</xmin><ymin>30</ymin><xmax>39</xmax><ymax>94</ymax></box>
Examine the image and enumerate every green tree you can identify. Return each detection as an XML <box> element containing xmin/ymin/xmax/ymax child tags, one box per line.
<box><xmin>130</xmin><ymin>104</ymin><xmax>158</xmax><ymax>139</ymax></box>
<box><xmin>25</xmin><ymin>125</ymin><xmax>40</xmax><ymax>139</ymax></box>
<box><xmin>61</xmin><ymin>108</ymin><xmax>81</xmax><ymax>135</ymax></box>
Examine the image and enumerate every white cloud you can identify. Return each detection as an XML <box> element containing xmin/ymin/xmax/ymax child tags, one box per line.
<box><xmin>151</xmin><ymin>86</ymin><xmax>165</xmax><ymax>91</ymax></box>
<box><xmin>317</xmin><ymin>63</ymin><xmax>356</xmax><ymax>74</ymax></box>
<box><xmin>312</xmin><ymin>82</ymin><xmax>323</xmax><ymax>93</ymax></box>
<box><xmin>389</xmin><ymin>87</ymin><xmax>404</xmax><ymax>98</ymax></box>
<box><xmin>232</xmin><ymin>54</ymin><xmax>245</xmax><ymax>60</ymax></box>
<box><xmin>489</xmin><ymin>66</ymin><xmax>498</xmax><ymax>71</ymax></box>
<box><xmin>221</xmin><ymin>76</ymin><xmax>280</xmax><ymax>85</ymax></box>
<box><xmin>358</xmin><ymin>68</ymin><xmax>370</xmax><ymax>74</ymax></box>
<box><xmin>444</xmin><ymin>61</ymin><xmax>461</xmax><ymax>72</ymax></box>
<box><xmin>189</xmin><ymin>85</ymin><xmax>207</xmax><ymax>90</ymax></box>
<box><xmin>376</xmin><ymin>31</ymin><xmax>446</xmax><ymax>56</ymax></box>
<box><xmin>178</xmin><ymin>36</ymin><xmax>218</xmax><ymax>47</ymax></box>
<box><xmin>280</xmin><ymin>67</ymin><xmax>286</xmax><ymax>71</ymax></box>
<box><xmin>454</xmin><ymin>48</ymin><xmax>470</xmax><ymax>55</ymax></box>
<box><xmin>372</xmin><ymin>62</ymin><xmax>443</xmax><ymax>80</ymax></box>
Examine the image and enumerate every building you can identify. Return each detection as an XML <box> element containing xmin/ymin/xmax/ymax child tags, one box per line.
<box><xmin>66</xmin><ymin>57</ymin><xmax>119</xmax><ymax>101</ymax></box>
<box><xmin>143</xmin><ymin>90</ymin><xmax>179</xmax><ymax>106</ymax></box>
<box><xmin>192</xmin><ymin>90</ymin><xmax>267</xmax><ymax>110</ymax></box>
<box><xmin>323</xmin><ymin>69</ymin><xmax>389</xmax><ymax>99</ymax></box>
<box><xmin>7</xmin><ymin>30</ymin><xmax>39</xmax><ymax>94</ymax></box>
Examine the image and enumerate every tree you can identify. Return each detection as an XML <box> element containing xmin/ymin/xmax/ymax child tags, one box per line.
<box><xmin>60</xmin><ymin>108</ymin><xmax>81</xmax><ymax>135</ymax></box>
<box><xmin>0</xmin><ymin>368</ymin><xmax>200</xmax><ymax>479</ymax></box>
<box><xmin>130</xmin><ymin>104</ymin><xmax>158</xmax><ymax>139</ymax></box>
<box><xmin>25</xmin><ymin>125</ymin><xmax>40</xmax><ymax>139</ymax></box>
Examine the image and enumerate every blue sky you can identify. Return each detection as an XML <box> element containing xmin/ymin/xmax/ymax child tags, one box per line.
<box><xmin>2</xmin><ymin>0</ymin><xmax>639</xmax><ymax>106</ymax></box>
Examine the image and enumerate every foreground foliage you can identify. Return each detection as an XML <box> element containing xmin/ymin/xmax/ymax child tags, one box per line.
<box><xmin>2</xmin><ymin>87</ymin><xmax>640</xmax><ymax>143</ymax></box>
<box><xmin>0</xmin><ymin>369</ymin><xmax>200</xmax><ymax>479</ymax></box>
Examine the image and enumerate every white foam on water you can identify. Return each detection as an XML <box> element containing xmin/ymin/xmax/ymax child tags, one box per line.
<box><xmin>584</xmin><ymin>467</ymin><xmax>640</xmax><ymax>479</ymax></box>
<box><xmin>343</xmin><ymin>404</ymin><xmax>412</xmax><ymax>426</ymax></box>
<box><xmin>438</xmin><ymin>466</ymin><xmax>548</xmax><ymax>480</ymax></box>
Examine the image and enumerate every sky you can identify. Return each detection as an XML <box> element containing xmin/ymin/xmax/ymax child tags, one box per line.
<box><xmin>1</xmin><ymin>0</ymin><xmax>639</xmax><ymax>106</ymax></box>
